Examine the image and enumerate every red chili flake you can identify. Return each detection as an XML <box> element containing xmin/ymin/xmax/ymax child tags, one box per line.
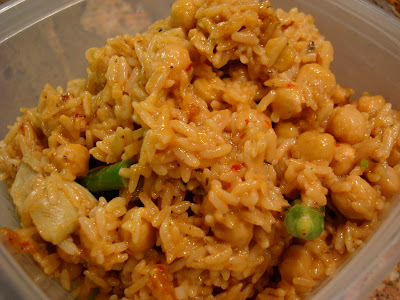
<box><xmin>287</xmin><ymin>83</ymin><xmax>296</xmax><ymax>88</ymax></box>
<box><xmin>226</xmin><ymin>183</ymin><xmax>232</xmax><ymax>190</ymax></box>
<box><xmin>19</xmin><ymin>122</ymin><xmax>25</xmax><ymax>132</ymax></box>
<box><xmin>231</xmin><ymin>164</ymin><xmax>242</xmax><ymax>171</ymax></box>
<box><xmin>156</xmin><ymin>265</ymin><xmax>165</xmax><ymax>272</ymax></box>
<box><xmin>245</xmin><ymin>119</ymin><xmax>249</xmax><ymax>126</ymax></box>
<box><xmin>281</xmin><ymin>21</ymin><xmax>294</xmax><ymax>31</ymax></box>
<box><xmin>185</xmin><ymin>62</ymin><xmax>193</xmax><ymax>72</ymax></box>
<box><xmin>313</xmin><ymin>201</ymin><xmax>318</xmax><ymax>206</ymax></box>
<box><xmin>21</xmin><ymin>241</ymin><xmax>30</xmax><ymax>248</ymax></box>
<box><xmin>75</xmin><ymin>112</ymin><xmax>83</xmax><ymax>118</ymax></box>
<box><xmin>240</xmin><ymin>133</ymin><xmax>247</xmax><ymax>139</ymax></box>
<box><xmin>61</xmin><ymin>92</ymin><xmax>72</xmax><ymax>101</ymax></box>
<box><xmin>265</xmin><ymin>120</ymin><xmax>272</xmax><ymax>128</ymax></box>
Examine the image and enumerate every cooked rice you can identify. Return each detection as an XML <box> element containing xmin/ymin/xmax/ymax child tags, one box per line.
<box><xmin>1</xmin><ymin>0</ymin><xmax>400</xmax><ymax>299</ymax></box>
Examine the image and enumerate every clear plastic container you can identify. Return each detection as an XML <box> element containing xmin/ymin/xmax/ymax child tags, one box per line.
<box><xmin>0</xmin><ymin>0</ymin><xmax>400</xmax><ymax>299</ymax></box>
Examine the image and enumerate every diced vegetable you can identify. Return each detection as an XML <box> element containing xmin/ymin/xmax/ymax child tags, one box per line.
<box><xmin>284</xmin><ymin>202</ymin><xmax>324</xmax><ymax>240</ymax></box>
<box><xmin>361</xmin><ymin>158</ymin><xmax>369</xmax><ymax>169</ymax></box>
<box><xmin>78</xmin><ymin>160</ymin><xmax>132</xmax><ymax>193</ymax></box>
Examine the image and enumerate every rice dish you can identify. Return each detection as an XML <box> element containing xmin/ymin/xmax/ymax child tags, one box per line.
<box><xmin>1</xmin><ymin>0</ymin><xmax>400</xmax><ymax>299</ymax></box>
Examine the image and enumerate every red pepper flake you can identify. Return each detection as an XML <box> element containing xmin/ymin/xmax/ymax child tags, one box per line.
<box><xmin>19</xmin><ymin>122</ymin><xmax>25</xmax><ymax>132</ymax></box>
<box><xmin>75</xmin><ymin>112</ymin><xmax>83</xmax><ymax>118</ymax></box>
<box><xmin>21</xmin><ymin>241</ymin><xmax>30</xmax><ymax>248</ymax></box>
<box><xmin>245</xmin><ymin>119</ymin><xmax>249</xmax><ymax>126</ymax></box>
<box><xmin>282</xmin><ymin>21</ymin><xmax>294</xmax><ymax>31</ymax></box>
<box><xmin>226</xmin><ymin>183</ymin><xmax>232</xmax><ymax>190</ymax></box>
<box><xmin>313</xmin><ymin>201</ymin><xmax>318</xmax><ymax>206</ymax></box>
<box><xmin>231</xmin><ymin>164</ymin><xmax>242</xmax><ymax>171</ymax></box>
<box><xmin>265</xmin><ymin>120</ymin><xmax>272</xmax><ymax>128</ymax></box>
<box><xmin>185</xmin><ymin>62</ymin><xmax>193</xmax><ymax>72</ymax></box>
<box><xmin>287</xmin><ymin>83</ymin><xmax>296</xmax><ymax>88</ymax></box>
<box><xmin>240</xmin><ymin>133</ymin><xmax>247</xmax><ymax>139</ymax></box>
<box><xmin>155</xmin><ymin>264</ymin><xmax>165</xmax><ymax>272</ymax></box>
<box><xmin>61</xmin><ymin>92</ymin><xmax>72</xmax><ymax>101</ymax></box>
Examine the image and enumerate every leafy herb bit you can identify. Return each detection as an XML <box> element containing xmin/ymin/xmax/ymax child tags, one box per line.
<box><xmin>307</xmin><ymin>41</ymin><xmax>315</xmax><ymax>52</ymax></box>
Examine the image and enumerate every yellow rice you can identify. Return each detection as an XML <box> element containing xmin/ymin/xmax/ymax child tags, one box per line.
<box><xmin>1</xmin><ymin>0</ymin><xmax>400</xmax><ymax>299</ymax></box>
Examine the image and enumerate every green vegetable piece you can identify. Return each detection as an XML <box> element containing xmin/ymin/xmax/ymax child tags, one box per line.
<box><xmin>78</xmin><ymin>161</ymin><xmax>131</xmax><ymax>193</ymax></box>
<box><xmin>284</xmin><ymin>203</ymin><xmax>324</xmax><ymax>240</ymax></box>
<box><xmin>361</xmin><ymin>158</ymin><xmax>369</xmax><ymax>169</ymax></box>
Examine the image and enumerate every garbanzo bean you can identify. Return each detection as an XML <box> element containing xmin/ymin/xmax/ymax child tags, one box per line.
<box><xmin>155</xmin><ymin>44</ymin><xmax>191</xmax><ymax>81</ymax></box>
<box><xmin>279</xmin><ymin>245</ymin><xmax>313</xmax><ymax>284</ymax></box>
<box><xmin>291</xmin><ymin>131</ymin><xmax>335</xmax><ymax>164</ymax></box>
<box><xmin>357</xmin><ymin>95</ymin><xmax>385</xmax><ymax>115</ymax></box>
<box><xmin>296</xmin><ymin>63</ymin><xmax>336</xmax><ymax>97</ymax></box>
<box><xmin>169</xmin><ymin>0</ymin><xmax>203</xmax><ymax>31</ymax></box>
<box><xmin>331</xmin><ymin>175</ymin><xmax>378</xmax><ymax>220</ymax></box>
<box><xmin>52</xmin><ymin>144</ymin><xmax>90</xmax><ymax>178</ymax></box>
<box><xmin>275</xmin><ymin>122</ymin><xmax>299</xmax><ymax>140</ymax></box>
<box><xmin>271</xmin><ymin>87</ymin><xmax>303</xmax><ymax>120</ymax></box>
<box><xmin>375</xmin><ymin>165</ymin><xmax>400</xmax><ymax>198</ymax></box>
<box><xmin>330</xmin><ymin>143</ymin><xmax>356</xmax><ymax>176</ymax></box>
<box><xmin>212</xmin><ymin>211</ymin><xmax>253</xmax><ymax>248</ymax></box>
<box><xmin>120</xmin><ymin>207</ymin><xmax>156</xmax><ymax>256</ymax></box>
<box><xmin>327</xmin><ymin>104</ymin><xmax>367</xmax><ymax>144</ymax></box>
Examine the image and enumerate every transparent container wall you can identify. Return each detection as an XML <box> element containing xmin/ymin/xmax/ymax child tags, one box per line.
<box><xmin>0</xmin><ymin>0</ymin><xmax>174</xmax><ymax>299</ymax></box>
<box><xmin>0</xmin><ymin>0</ymin><xmax>400</xmax><ymax>299</ymax></box>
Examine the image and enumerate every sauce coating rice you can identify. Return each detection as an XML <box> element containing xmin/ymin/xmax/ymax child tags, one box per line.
<box><xmin>1</xmin><ymin>0</ymin><xmax>400</xmax><ymax>299</ymax></box>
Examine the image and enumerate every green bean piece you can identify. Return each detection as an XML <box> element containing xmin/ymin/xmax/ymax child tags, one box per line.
<box><xmin>284</xmin><ymin>203</ymin><xmax>324</xmax><ymax>240</ymax></box>
<box><xmin>78</xmin><ymin>160</ymin><xmax>132</xmax><ymax>194</ymax></box>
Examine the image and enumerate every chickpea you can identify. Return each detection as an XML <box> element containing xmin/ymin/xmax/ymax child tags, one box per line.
<box><xmin>169</xmin><ymin>0</ymin><xmax>203</xmax><ymax>31</ymax></box>
<box><xmin>193</xmin><ymin>77</ymin><xmax>224</xmax><ymax>103</ymax></box>
<box><xmin>120</xmin><ymin>207</ymin><xmax>156</xmax><ymax>256</ymax></box>
<box><xmin>375</xmin><ymin>166</ymin><xmax>400</xmax><ymax>198</ymax></box>
<box><xmin>155</xmin><ymin>44</ymin><xmax>191</xmax><ymax>81</ymax></box>
<box><xmin>53</xmin><ymin>144</ymin><xmax>90</xmax><ymax>178</ymax></box>
<box><xmin>271</xmin><ymin>87</ymin><xmax>303</xmax><ymax>120</ymax></box>
<box><xmin>331</xmin><ymin>84</ymin><xmax>354</xmax><ymax>105</ymax></box>
<box><xmin>275</xmin><ymin>122</ymin><xmax>299</xmax><ymax>141</ymax></box>
<box><xmin>279</xmin><ymin>245</ymin><xmax>312</xmax><ymax>284</ymax></box>
<box><xmin>327</xmin><ymin>105</ymin><xmax>367</xmax><ymax>144</ymax></box>
<box><xmin>296</xmin><ymin>63</ymin><xmax>336</xmax><ymax>97</ymax></box>
<box><xmin>212</xmin><ymin>211</ymin><xmax>253</xmax><ymax>248</ymax></box>
<box><xmin>330</xmin><ymin>143</ymin><xmax>356</xmax><ymax>176</ymax></box>
<box><xmin>331</xmin><ymin>175</ymin><xmax>378</xmax><ymax>220</ymax></box>
<box><xmin>291</xmin><ymin>131</ymin><xmax>335</xmax><ymax>164</ymax></box>
<box><xmin>357</xmin><ymin>95</ymin><xmax>385</xmax><ymax>115</ymax></box>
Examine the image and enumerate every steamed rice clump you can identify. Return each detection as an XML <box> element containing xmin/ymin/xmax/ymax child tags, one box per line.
<box><xmin>1</xmin><ymin>0</ymin><xmax>400</xmax><ymax>299</ymax></box>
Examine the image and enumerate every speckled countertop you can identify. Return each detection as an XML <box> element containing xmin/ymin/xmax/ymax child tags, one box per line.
<box><xmin>369</xmin><ymin>264</ymin><xmax>400</xmax><ymax>299</ymax></box>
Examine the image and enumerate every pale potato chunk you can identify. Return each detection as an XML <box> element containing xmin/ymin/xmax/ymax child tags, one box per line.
<box><xmin>30</xmin><ymin>187</ymin><xmax>79</xmax><ymax>245</ymax></box>
<box><xmin>10</xmin><ymin>163</ymin><xmax>42</xmax><ymax>214</ymax></box>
